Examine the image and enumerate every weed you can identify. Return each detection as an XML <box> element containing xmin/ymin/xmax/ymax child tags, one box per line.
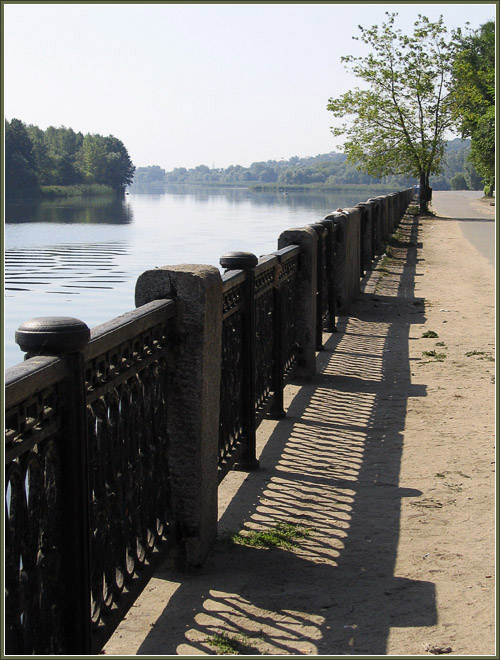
<box><xmin>465</xmin><ymin>350</ymin><xmax>486</xmax><ymax>357</ymax></box>
<box><xmin>421</xmin><ymin>330</ymin><xmax>438</xmax><ymax>338</ymax></box>
<box><xmin>435</xmin><ymin>341</ymin><xmax>446</xmax><ymax>347</ymax></box>
<box><xmin>422</xmin><ymin>350</ymin><xmax>446</xmax><ymax>361</ymax></box>
<box><xmin>384</xmin><ymin>246</ymin><xmax>395</xmax><ymax>260</ymax></box>
<box><xmin>465</xmin><ymin>350</ymin><xmax>495</xmax><ymax>362</ymax></box>
<box><xmin>206</xmin><ymin>632</ymin><xmax>257</xmax><ymax>655</ymax></box>
<box><xmin>230</xmin><ymin>522</ymin><xmax>311</xmax><ymax>550</ymax></box>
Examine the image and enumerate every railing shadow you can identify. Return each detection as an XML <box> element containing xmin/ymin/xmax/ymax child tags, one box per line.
<box><xmin>109</xmin><ymin>213</ymin><xmax>435</xmax><ymax>655</ymax></box>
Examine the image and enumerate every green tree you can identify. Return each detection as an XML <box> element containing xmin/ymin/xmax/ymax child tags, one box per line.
<box><xmin>327</xmin><ymin>13</ymin><xmax>461</xmax><ymax>212</ymax></box>
<box><xmin>450</xmin><ymin>21</ymin><xmax>495</xmax><ymax>192</ymax></box>
<box><xmin>102</xmin><ymin>136</ymin><xmax>135</xmax><ymax>192</ymax></box>
<box><xmin>5</xmin><ymin>119</ymin><xmax>40</xmax><ymax>197</ymax></box>
<box><xmin>77</xmin><ymin>134</ymin><xmax>135</xmax><ymax>192</ymax></box>
<box><xmin>26</xmin><ymin>124</ymin><xmax>54</xmax><ymax>185</ymax></box>
<box><xmin>450</xmin><ymin>172</ymin><xmax>469</xmax><ymax>190</ymax></box>
<box><xmin>134</xmin><ymin>165</ymin><xmax>166</xmax><ymax>184</ymax></box>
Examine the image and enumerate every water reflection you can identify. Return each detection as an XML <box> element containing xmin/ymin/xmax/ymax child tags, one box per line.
<box><xmin>5</xmin><ymin>243</ymin><xmax>129</xmax><ymax>294</ymax></box>
<box><xmin>5</xmin><ymin>196</ymin><xmax>134</xmax><ymax>224</ymax></box>
<box><xmin>132</xmin><ymin>183</ymin><xmax>396</xmax><ymax>211</ymax></box>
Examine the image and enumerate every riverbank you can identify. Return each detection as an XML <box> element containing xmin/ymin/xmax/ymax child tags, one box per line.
<box><xmin>40</xmin><ymin>183</ymin><xmax>116</xmax><ymax>198</ymax></box>
<box><xmin>129</xmin><ymin>181</ymin><xmax>403</xmax><ymax>195</ymax></box>
<box><xmin>6</xmin><ymin>183</ymin><xmax>118</xmax><ymax>202</ymax></box>
<box><xmin>104</xmin><ymin>199</ymin><xmax>495</xmax><ymax>655</ymax></box>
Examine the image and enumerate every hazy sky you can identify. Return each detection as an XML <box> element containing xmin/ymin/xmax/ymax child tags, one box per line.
<box><xmin>4</xmin><ymin>2</ymin><xmax>497</xmax><ymax>171</ymax></box>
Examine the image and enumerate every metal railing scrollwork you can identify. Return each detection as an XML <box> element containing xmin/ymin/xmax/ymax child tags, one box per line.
<box><xmin>5</xmin><ymin>300</ymin><xmax>178</xmax><ymax>655</ymax></box>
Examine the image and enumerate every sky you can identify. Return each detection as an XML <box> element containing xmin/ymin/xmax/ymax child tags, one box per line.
<box><xmin>3</xmin><ymin>2</ymin><xmax>497</xmax><ymax>172</ymax></box>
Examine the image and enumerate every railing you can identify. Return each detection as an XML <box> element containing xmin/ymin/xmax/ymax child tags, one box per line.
<box><xmin>5</xmin><ymin>300</ymin><xmax>178</xmax><ymax>654</ymax></box>
<box><xmin>4</xmin><ymin>188</ymin><xmax>414</xmax><ymax>655</ymax></box>
<box><xmin>217</xmin><ymin>245</ymin><xmax>301</xmax><ymax>482</ymax></box>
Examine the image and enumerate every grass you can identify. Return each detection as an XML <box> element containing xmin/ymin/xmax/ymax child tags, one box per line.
<box><xmin>41</xmin><ymin>183</ymin><xmax>115</xmax><ymax>198</ymax></box>
<box><xmin>228</xmin><ymin>522</ymin><xmax>311</xmax><ymax>550</ymax></box>
<box><xmin>422</xmin><ymin>330</ymin><xmax>439</xmax><ymax>338</ymax></box>
<box><xmin>206</xmin><ymin>632</ymin><xmax>259</xmax><ymax>655</ymax></box>
<box><xmin>465</xmin><ymin>350</ymin><xmax>495</xmax><ymax>361</ymax></box>
<box><xmin>422</xmin><ymin>350</ymin><xmax>447</xmax><ymax>362</ymax></box>
<box><xmin>376</xmin><ymin>246</ymin><xmax>396</xmax><ymax>280</ymax></box>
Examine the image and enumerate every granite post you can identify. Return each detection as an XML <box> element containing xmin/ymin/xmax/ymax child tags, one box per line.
<box><xmin>135</xmin><ymin>264</ymin><xmax>222</xmax><ymax>568</ymax></box>
<box><xmin>277</xmin><ymin>226</ymin><xmax>317</xmax><ymax>379</ymax></box>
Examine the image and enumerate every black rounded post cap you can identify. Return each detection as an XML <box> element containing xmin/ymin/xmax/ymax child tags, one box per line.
<box><xmin>220</xmin><ymin>251</ymin><xmax>258</xmax><ymax>270</ymax></box>
<box><xmin>15</xmin><ymin>316</ymin><xmax>91</xmax><ymax>356</ymax></box>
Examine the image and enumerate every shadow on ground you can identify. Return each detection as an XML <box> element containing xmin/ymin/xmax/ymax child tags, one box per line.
<box><xmin>132</xmin><ymin>214</ymin><xmax>436</xmax><ymax>655</ymax></box>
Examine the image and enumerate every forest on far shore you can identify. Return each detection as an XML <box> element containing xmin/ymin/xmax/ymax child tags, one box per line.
<box><xmin>5</xmin><ymin>118</ymin><xmax>135</xmax><ymax>199</ymax></box>
<box><xmin>132</xmin><ymin>138</ymin><xmax>482</xmax><ymax>192</ymax></box>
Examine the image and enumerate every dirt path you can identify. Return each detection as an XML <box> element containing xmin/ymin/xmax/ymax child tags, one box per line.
<box><xmin>104</xmin><ymin>200</ymin><xmax>495</xmax><ymax>656</ymax></box>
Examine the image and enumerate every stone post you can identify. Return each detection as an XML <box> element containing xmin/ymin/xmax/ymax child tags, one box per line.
<box><xmin>135</xmin><ymin>265</ymin><xmax>222</xmax><ymax>568</ymax></box>
<box><xmin>309</xmin><ymin>223</ymin><xmax>328</xmax><ymax>351</ymax></box>
<box><xmin>323</xmin><ymin>208</ymin><xmax>361</xmax><ymax>314</ymax></box>
<box><xmin>277</xmin><ymin>226</ymin><xmax>317</xmax><ymax>379</ymax></box>
<box><xmin>368</xmin><ymin>197</ymin><xmax>384</xmax><ymax>256</ymax></box>
<box><xmin>376</xmin><ymin>195</ymin><xmax>390</xmax><ymax>244</ymax></box>
<box><xmin>356</xmin><ymin>201</ymin><xmax>374</xmax><ymax>275</ymax></box>
<box><xmin>318</xmin><ymin>218</ymin><xmax>337</xmax><ymax>332</ymax></box>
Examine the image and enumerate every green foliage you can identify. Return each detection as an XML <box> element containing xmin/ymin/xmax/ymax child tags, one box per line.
<box><xmin>327</xmin><ymin>13</ymin><xmax>462</xmax><ymax>212</ymax></box>
<box><xmin>206</xmin><ymin>632</ymin><xmax>258</xmax><ymax>655</ymax></box>
<box><xmin>6</xmin><ymin>118</ymin><xmax>135</xmax><ymax>198</ymax></box>
<box><xmin>422</xmin><ymin>350</ymin><xmax>447</xmax><ymax>361</ymax></box>
<box><xmin>450</xmin><ymin>173</ymin><xmax>469</xmax><ymax>190</ymax></box>
<box><xmin>77</xmin><ymin>134</ymin><xmax>135</xmax><ymax>192</ymax></box>
<box><xmin>422</xmin><ymin>330</ymin><xmax>439</xmax><ymax>338</ymax></box>
<box><xmin>450</xmin><ymin>21</ymin><xmax>495</xmax><ymax>187</ymax></box>
<box><xmin>134</xmin><ymin>165</ymin><xmax>167</xmax><ymax>184</ymax></box>
<box><xmin>229</xmin><ymin>522</ymin><xmax>310</xmax><ymax>550</ymax></box>
<box><xmin>5</xmin><ymin>119</ymin><xmax>40</xmax><ymax>197</ymax></box>
<box><xmin>132</xmin><ymin>140</ymin><xmax>476</xmax><ymax>191</ymax></box>
<box><xmin>40</xmin><ymin>184</ymin><xmax>114</xmax><ymax>198</ymax></box>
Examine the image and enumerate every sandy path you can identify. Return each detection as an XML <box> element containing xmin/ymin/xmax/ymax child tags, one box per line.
<box><xmin>104</xmin><ymin>199</ymin><xmax>495</xmax><ymax>656</ymax></box>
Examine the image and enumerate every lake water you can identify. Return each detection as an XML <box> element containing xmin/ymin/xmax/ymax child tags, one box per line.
<box><xmin>4</xmin><ymin>185</ymin><xmax>395</xmax><ymax>369</ymax></box>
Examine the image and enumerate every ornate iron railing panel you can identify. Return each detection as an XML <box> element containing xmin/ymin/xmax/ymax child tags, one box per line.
<box><xmin>254</xmin><ymin>256</ymin><xmax>277</xmax><ymax>422</ymax></box>
<box><xmin>275</xmin><ymin>246</ymin><xmax>300</xmax><ymax>382</ymax></box>
<box><xmin>219</xmin><ymin>271</ymin><xmax>246</xmax><ymax>478</ymax></box>
<box><xmin>5</xmin><ymin>358</ymin><xmax>69</xmax><ymax>655</ymax></box>
<box><xmin>5</xmin><ymin>299</ymin><xmax>178</xmax><ymax>655</ymax></box>
<box><xmin>83</xmin><ymin>299</ymin><xmax>177</xmax><ymax>651</ymax></box>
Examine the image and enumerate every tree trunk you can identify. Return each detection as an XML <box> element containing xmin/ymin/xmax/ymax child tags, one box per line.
<box><xmin>419</xmin><ymin>171</ymin><xmax>428</xmax><ymax>214</ymax></box>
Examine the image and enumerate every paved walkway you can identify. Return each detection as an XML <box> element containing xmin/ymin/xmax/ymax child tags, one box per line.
<box><xmin>105</xmin><ymin>195</ymin><xmax>495</xmax><ymax>656</ymax></box>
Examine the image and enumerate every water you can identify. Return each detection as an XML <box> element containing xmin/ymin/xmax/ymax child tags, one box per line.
<box><xmin>4</xmin><ymin>185</ymin><xmax>394</xmax><ymax>369</ymax></box>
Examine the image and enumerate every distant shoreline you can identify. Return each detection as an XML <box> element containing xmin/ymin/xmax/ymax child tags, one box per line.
<box><xmin>128</xmin><ymin>181</ymin><xmax>402</xmax><ymax>194</ymax></box>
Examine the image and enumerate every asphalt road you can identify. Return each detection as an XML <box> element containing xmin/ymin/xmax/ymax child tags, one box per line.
<box><xmin>430</xmin><ymin>190</ymin><xmax>496</xmax><ymax>266</ymax></box>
